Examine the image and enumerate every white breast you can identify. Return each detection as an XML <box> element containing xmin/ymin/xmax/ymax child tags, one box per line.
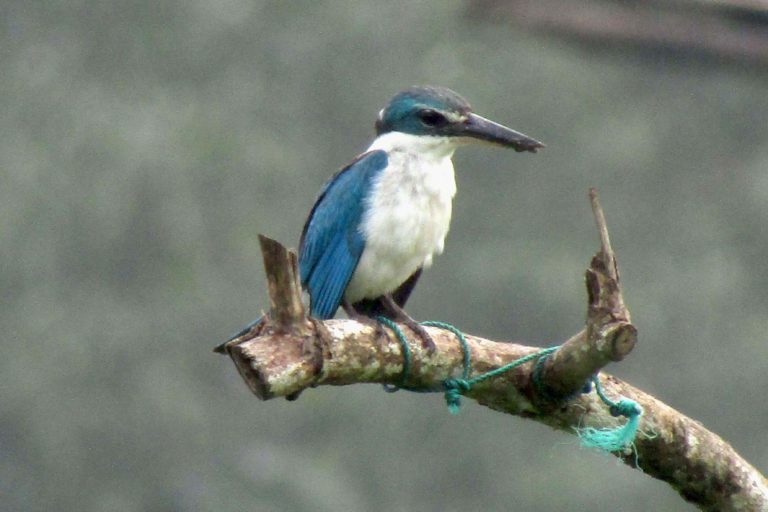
<box><xmin>344</xmin><ymin>132</ymin><xmax>458</xmax><ymax>303</ymax></box>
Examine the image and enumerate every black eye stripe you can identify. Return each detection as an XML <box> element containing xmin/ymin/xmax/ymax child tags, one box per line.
<box><xmin>417</xmin><ymin>109</ymin><xmax>448</xmax><ymax>127</ymax></box>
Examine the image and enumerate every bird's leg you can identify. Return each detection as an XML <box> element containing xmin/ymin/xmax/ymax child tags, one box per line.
<box><xmin>378</xmin><ymin>295</ymin><xmax>436</xmax><ymax>353</ymax></box>
<box><xmin>342</xmin><ymin>298</ymin><xmax>368</xmax><ymax>322</ymax></box>
<box><xmin>342</xmin><ymin>299</ymin><xmax>388</xmax><ymax>340</ymax></box>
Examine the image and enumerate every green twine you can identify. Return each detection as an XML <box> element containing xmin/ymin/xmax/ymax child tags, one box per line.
<box><xmin>376</xmin><ymin>316</ymin><xmax>412</xmax><ymax>393</ymax></box>
<box><xmin>375</xmin><ymin>316</ymin><xmax>558</xmax><ymax>414</ymax></box>
<box><xmin>420</xmin><ymin>321</ymin><xmax>471</xmax><ymax>381</ymax></box>
<box><xmin>375</xmin><ymin>318</ymin><xmax>643</xmax><ymax>457</ymax></box>
<box><xmin>421</xmin><ymin>320</ymin><xmax>473</xmax><ymax>413</ymax></box>
<box><xmin>441</xmin><ymin>345</ymin><xmax>560</xmax><ymax>414</ymax></box>
<box><xmin>575</xmin><ymin>374</ymin><xmax>643</xmax><ymax>454</ymax></box>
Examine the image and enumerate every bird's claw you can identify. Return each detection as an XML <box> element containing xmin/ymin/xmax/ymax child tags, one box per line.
<box><xmin>405</xmin><ymin>320</ymin><xmax>436</xmax><ymax>354</ymax></box>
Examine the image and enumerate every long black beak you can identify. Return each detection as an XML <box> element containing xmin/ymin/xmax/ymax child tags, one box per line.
<box><xmin>459</xmin><ymin>113</ymin><xmax>544</xmax><ymax>153</ymax></box>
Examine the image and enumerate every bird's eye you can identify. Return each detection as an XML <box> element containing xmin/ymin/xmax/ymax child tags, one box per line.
<box><xmin>417</xmin><ymin>110</ymin><xmax>447</xmax><ymax>127</ymax></box>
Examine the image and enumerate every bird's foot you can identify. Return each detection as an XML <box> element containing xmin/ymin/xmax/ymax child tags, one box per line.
<box><xmin>375</xmin><ymin>295</ymin><xmax>436</xmax><ymax>353</ymax></box>
<box><xmin>402</xmin><ymin>317</ymin><xmax>436</xmax><ymax>354</ymax></box>
<box><xmin>341</xmin><ymin>304</ymin><xmax>387</xmax><ymax>339</ymax></box>
<box><xmin>342</xmin><ymin>297</ymin><xmax>436</xmax><ymax>353</ymax></box>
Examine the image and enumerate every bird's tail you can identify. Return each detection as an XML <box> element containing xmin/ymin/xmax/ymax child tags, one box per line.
<box><xmin>213</xmin><ymin>315</ymin><xmax>264</xmax><ymax>353</ymax></box>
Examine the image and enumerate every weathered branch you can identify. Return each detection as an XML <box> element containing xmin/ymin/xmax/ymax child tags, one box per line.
<box><xmin>532</xmin><ymin>189</ymin><xmax>637</xmax><ymax>401</ymax></box>
<box><xmin>218</xmin><ymin>192</ymin><xmax>768</xmax><ymax>511</ymax></box>
<box><xmin>259</xmin><ymin>234</ymin><xmax>306</xmax><ymax>331</ymax></box>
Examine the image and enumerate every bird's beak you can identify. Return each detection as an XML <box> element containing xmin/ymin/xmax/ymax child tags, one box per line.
<box><xmin>459</xmin><ymin>113</ymin><xmax>544</xmax><ymax>153</ymax></box>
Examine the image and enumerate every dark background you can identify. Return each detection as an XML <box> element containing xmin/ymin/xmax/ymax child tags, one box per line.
<box><xmin>3</xmin><ymin>2</ymin><xmax>767</xmax><ymax>511</ymax></box>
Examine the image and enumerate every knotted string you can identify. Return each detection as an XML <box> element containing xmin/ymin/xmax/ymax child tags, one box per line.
<box><xmin>574</xmin><ymin>374</ymin><xmax>644</xmax><ymax>454</ymax></box>
<box><xmin>375</xmin><ymin>317</ymin><xmax>643</xmax><ymax>454</ymax></box>
<box><xmin>376</xmin><ymin>317</ymin><xmax>558</xmax><ymax>413</ymax></box>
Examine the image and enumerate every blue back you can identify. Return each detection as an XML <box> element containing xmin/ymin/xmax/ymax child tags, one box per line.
<box><xmin>299</xmin><ymin>150</ymin><xmax>388</xmax><ymax>319</ymax></box>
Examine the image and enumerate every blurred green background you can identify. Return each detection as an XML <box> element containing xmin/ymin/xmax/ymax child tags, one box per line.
<box><xmin>3</xmin><ymin>2</ymin><xmax>767</xmax><ymax>511</ymax></box>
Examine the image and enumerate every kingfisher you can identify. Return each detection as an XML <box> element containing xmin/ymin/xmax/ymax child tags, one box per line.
<box><xmin>220</xmin><ymin>86</ymin><xmax>542</xmax><ymax>351</ymax></box>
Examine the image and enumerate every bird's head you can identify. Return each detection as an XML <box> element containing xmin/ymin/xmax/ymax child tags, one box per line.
<box><xmin>374</xmin><ymin>85</ymin><xmax>543</xmax><ymax>153</ymax></box>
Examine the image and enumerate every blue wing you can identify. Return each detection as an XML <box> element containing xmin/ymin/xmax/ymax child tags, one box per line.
<box><xmin>299</xmin><ymin>150</ymin><xmax>388</xmax><ymax>319</ymax></box>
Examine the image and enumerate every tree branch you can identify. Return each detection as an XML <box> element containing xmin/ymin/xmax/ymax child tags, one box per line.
<box><xmin>532</xmin><ymin>189</ymin><xmax>637</xmax><ymax>402</ymax></box>
<box><xmin>218</xmin><ymin>191</ymin><xmax>768</xmax><ymax>511</ymax></box>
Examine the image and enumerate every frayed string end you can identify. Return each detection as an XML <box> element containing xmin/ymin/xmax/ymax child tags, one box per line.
<box><xmin>577</xmin><ymin>376</ymin><xmax>643</xmax><ymax>453</ymax></box>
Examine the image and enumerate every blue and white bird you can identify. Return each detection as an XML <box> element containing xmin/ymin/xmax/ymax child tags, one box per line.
<box><xmin>222</xmin><ymin>86</ymin><xmax>542</xmax><ymax>349</ymax></box>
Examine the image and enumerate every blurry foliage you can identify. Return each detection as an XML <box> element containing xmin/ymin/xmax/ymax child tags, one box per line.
<box><xmin>2</xmin><ymin>2</ymin><xmax>767</xmax><ymax>511</ymax></box>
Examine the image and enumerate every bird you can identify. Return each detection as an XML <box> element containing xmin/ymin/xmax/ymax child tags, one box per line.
<box><xmin>219</xmin><ymin>85</ymin><xmax>543</xmax><ymax>352</ymax></box>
